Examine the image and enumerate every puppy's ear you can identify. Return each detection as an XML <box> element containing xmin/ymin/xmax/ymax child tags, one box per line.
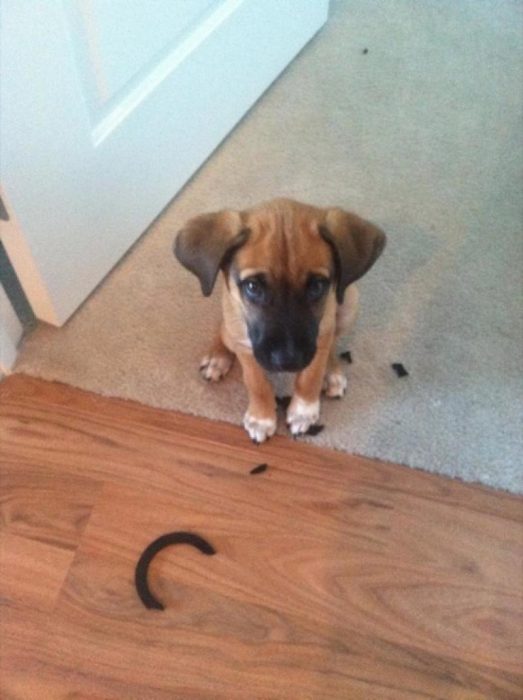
<box><xmin>174</xmin><ymin>210</ymin><xmax>249</xmax><ymax>296</ymax></box>
<box><xmin>320</xmin><ymin>208</ymin><xmax>386</xmax><ymax>303</ymax></box>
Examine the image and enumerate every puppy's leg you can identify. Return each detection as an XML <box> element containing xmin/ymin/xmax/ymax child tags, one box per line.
<box><xmin>287</xmin><ymin>333</ymin><xmax>334</xmax><ymax>436</ymax></box>
<box><xmin>200</xmin><ymin>324</ymin><xmax>235</xmax><ymax>382</ymax></box>
<box><xmin>335</xmin><ymin>284</ymin><xmax>359</xmax><ymax>337</ymax></box>
<box><xmin>236</xmin><ymin>351</ymin><xmax>276</xmax><ymax>443</ymax></box>
<box><xmin>323</xmin><ymin>284</ymin><xmax>359</xmax><ymax>398</ymax></box>
<box><xmin>323</xmin><ymin>348</ymin><xmax>348</xmax><ymax>398</ymax></box>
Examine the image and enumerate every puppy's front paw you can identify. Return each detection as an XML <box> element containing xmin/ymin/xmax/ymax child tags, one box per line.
<box><xmin>200</xmin><ymin>353</ymin><xmax>234</xmax><ymax>382</ymax></box>
<box><xmin>243</xmin><ymin>412</ymin><xmax>276</xmax><ymax>444</ymax></box>
<box><xmin>287</xmin><ymin>396</ymin><xmax>320</xmax><ymax>436</ymax></box>
<box><xmin>323</xmin><ymin>371</ymin><xmax>348</xmax><ymax>398</ymax></box>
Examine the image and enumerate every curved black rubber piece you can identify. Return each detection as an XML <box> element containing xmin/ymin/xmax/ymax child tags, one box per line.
<box><xmin>135</xmin><ymin>531</ymin><xmax>216</xmax><ymax>610</ymax></box>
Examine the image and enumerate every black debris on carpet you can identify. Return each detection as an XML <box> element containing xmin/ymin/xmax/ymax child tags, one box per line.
<box><xmin>391</xmin><ymin>363</ymin><xmax>409</xmax><ymax>378</ymax></box>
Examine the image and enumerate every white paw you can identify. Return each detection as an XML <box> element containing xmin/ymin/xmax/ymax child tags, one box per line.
<box><xmin>286</xmin><ymin>396</ymin><xmax>320</xmax><ymax>436</ymax></box>
<box><xmin>243</xmin><ymin>412</ymin><xmax>276</xmax><ymax>443</ymax></box>
<box><xmin>323</xmin><ymin>371</ymin><xmax>348</xmax><ymax>398</ymax></box>
<box><xmin>200</xmin><ymin>354</ymin><xmax>233</xmax><ymax>382</ymax></box>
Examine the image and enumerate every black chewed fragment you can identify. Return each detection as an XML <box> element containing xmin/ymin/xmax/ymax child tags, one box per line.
<box><xmin>250</xmin><ymin>463</ymin><xmax>268</xmax><ymax>475</ymax></box>
<box><xmin>306</xmin><ymin>424</ymin><xmax>325</xmax><ymax>436</ymax></box>
<box><xmin>339</xmin><ymin>351</ymin><xmax>352</xmax><ymax>364</ymax></box>
<box><xmin>135</xmin><ymin>532</ymin><xmax>216</xmax><ymax>610</ymax></box>
<box><xmin>276</xmin><ymin>395</ymin><xmax>292</xmax><ymax>410</ymax></box>
<box><xmin>391</xmin><ymin>363</ymin><xmax>409</xmax><ymax>378</ymax></box>
<box><xmin>362</xmin><ymin>48</ymin><xmax>369</xmax><ymax>54</ymax></box>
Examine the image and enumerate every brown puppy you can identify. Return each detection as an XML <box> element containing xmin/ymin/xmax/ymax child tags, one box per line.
<box><xmin>175</xmin><ymin>198</ymin><xmax>385</xmax><ymax>442</ymax></box>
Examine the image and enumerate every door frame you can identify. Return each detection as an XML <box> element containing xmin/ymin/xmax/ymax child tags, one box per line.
<box><xmin>0</xmin><ymin>282</ymin><xmax>23</xmax><ymax>374</ymax></box>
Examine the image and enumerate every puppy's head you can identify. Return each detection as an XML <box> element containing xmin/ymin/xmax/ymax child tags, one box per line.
<box><xmin>175</xmin><ymin>199</ymin><xmax>385</xmax><ymax>373</ymax></box>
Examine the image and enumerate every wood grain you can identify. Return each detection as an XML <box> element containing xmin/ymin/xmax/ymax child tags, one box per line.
<box><xmin>0</xmin><ymin>375</ymin><xmax>522</xmax><ymax>699</ymax></box>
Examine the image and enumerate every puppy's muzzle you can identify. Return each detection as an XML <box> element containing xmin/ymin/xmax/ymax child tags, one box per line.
<box><xmin>250</xmin><ymin>325</ymin><xmax>317</xmax><ymax>373</ymax></box>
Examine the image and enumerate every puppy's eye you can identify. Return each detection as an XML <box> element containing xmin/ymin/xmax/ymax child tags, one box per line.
<box><xmin>242</xmin><ymin>277</ymin><xmax>266</xmax><ymax>303</ymax></box>
<box><xmin>306</xmin><ymin>276</ymin><xmax>330</xmax><ymax>302</ymax></box>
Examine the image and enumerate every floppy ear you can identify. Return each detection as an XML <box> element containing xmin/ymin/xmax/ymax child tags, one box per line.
<box><xmin>174</xmin><ymin>210</ymin><xmax>249</xmax><ymax>296</ymax></box>
<box><xmin>320</xmin><ymin>208</ymin><xmax>386</xmax><ymax>303</ymax></box>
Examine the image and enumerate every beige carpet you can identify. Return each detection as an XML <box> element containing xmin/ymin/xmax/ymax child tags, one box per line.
<box><xmin>16</xmin><ymin>0</ymin><xmax>523</xmax><ymax>493</ymax></box>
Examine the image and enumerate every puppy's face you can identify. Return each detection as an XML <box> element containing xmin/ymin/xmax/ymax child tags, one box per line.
<box><xmin>229</xmin><ymin>205</ymin><xmax>335</xmax><ymax>372</ymax></box>
<box><xmin>175</xmin><ymin>198</ymin><xmax>386</xmax><ymax>373</ymax></box>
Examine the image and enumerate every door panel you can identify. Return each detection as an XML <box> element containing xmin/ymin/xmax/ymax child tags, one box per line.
<box><xmin>0</xmin><ymin>0</ymin><xmax>329</xmax><ymax>325</ymax></box>
<box><xmin>66</xmin><ymin>0</ymin><xmax>221</xmax><ymax>110</ymax></box>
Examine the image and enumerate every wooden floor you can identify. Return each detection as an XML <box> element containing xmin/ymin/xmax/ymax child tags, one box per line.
<box><xmin>0</xmin><ymin>376</ymin><xmax>522</xmax><ymax>700</ymax></box>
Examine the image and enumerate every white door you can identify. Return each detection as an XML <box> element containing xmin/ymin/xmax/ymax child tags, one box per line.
<box><xmin>0</xmin><ymin>0</ymin><xmax>329</xmax><ymax>325</ymax></box>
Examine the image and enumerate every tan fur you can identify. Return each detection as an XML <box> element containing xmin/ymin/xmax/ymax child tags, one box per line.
<box><xmin>175</xmin><ymin>198</ymin><xmax>385</xmax><ymax>441</ymax></box>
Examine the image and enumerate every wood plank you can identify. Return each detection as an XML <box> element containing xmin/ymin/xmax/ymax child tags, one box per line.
<box><xmin>0</xmin><ymin>533</ymin><xmax>73</xmax><ymax>611</ymax></box>
<box><xmin>0</xmin><ymin>375</ymin><xmax>522</xmax><ymax>699</ymax></box>
<box><xmin>0</xmin><ymin>535</ymin><xmax>75</xmax><ymax>700</ymax></box>
<box><xmin>0</xmin><ymin>417</ymin><xmax>102</xmax><ymax>700</ymax></box>
<box><xmin>0</xmin><ymin>468</ymin><xmax>101</xmax><ymax>550</ymax></box>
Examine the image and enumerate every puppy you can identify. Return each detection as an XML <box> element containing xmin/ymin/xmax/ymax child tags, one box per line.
<box><xmin>174</xmin><ymin>198</ymin><xmax>385</xmax><ymax>442</ymax></box>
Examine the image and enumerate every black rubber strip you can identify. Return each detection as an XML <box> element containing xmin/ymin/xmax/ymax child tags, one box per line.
<box><xmin>339</xmin><ymin>350</ymin><xmax>352</xmax><ymax>364</ymax></box>
<box><xmin>306</xmin><ymin>424</ymin><xmax>325</xmax><ymax>436</ymax></box>
<box><xmin>135</xmin><ymin>531</ymin><xmax>216</xmax><ymax>610</ymax></box>
<box><xmin>250</xmin><ymin>463</ymin><xmax>268</xmax><ymax>475</ymax></box>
